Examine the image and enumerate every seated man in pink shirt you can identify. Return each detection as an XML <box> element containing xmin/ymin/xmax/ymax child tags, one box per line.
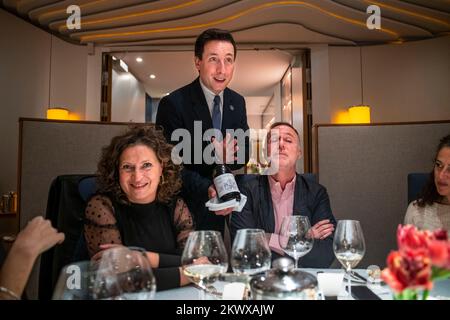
<box><xmin>230</xmin><ymin>122</ymin><xmax>336</xmax><ymax>268</ymax></box>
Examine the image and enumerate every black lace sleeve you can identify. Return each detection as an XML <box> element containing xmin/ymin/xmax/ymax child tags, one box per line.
<box><xmin>84</xmin><ymin>195</ymin><xmax>122</xmax><ymax>257</ymax></box>
<box><xmin>173</xmin><ymin>198</ymin><xmax>195</xmax><ymax>249</ymax></box>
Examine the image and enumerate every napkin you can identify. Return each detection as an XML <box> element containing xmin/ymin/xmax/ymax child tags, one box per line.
<box><xmin>205</xmin><ymin>193</ymin><xmax>247</xmax><ymax>212</ymax></box>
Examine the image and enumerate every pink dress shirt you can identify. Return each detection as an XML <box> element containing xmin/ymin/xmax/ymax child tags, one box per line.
<box><xmin>268</xmin><ymin>175</ymin><xmax>296</xmax><ymax>254</ymax></box>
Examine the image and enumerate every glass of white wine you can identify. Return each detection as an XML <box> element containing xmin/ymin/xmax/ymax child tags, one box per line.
<box><xmin>333</xmin><ymin>220</ymin><xmax>365</xmax><ymax>299</ymax></box>
<box><xmin>278</xmin><ymin>215</ymin><xmax>314</xmax><ymax>269</ymax></box>
<box><xmin>181</xmin><ymin>230</ymin><xmax>228</xmax><ymax>299</ymax></box>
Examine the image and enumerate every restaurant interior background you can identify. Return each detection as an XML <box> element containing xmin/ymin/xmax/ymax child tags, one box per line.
<box><xmin>0</xmin><ymin>0</ymin><xmax>449</xmax><ymax>299</ymax></box>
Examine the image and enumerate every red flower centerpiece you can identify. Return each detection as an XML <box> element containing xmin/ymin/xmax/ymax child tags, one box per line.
<box><xmin>381</xmin><ymin>225</ymin><xmax>450</xmax><ymax>300</ymax></box>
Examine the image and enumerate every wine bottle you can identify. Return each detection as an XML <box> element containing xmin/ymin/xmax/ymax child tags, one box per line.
<box><xmin>213</xmin><ymin>164</ymin><xmax>241</xmax><ymax>202</ymax></box>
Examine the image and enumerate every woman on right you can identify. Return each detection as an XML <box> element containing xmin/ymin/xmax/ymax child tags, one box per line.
<box><xmin>404</xmin><ymin>134</ymin><xmax>450</xmax><ymax>231</ymax></box>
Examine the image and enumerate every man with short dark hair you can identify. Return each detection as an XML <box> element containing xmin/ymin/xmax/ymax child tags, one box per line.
<box><xmin>156</xmin><ymin>29</ymin><xmax>249</xmax><ymax>235</ymax></box>
<box><xmin>230</xmin><ymin>122</ymin><xmax>336</xmax><ymax>268</ymax></box>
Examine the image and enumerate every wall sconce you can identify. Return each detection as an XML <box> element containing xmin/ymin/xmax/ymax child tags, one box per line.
<box><xmin>47</xmin><ymin>107</ymin><xmax>69</xmax><ymax>120</ymax></box>
<box><xmin>348</xmin><ymin>105</ymin><xmax>371</xmax><ymax>123</ymax></box>
<box><xmin>44</xmin><ymin>36</ymin><xmax>71</xmax><ymax>121</ymax></box>
<box><xmin>347</xmin><ymin>47</ymin><xmax>372</xmax><ymax>124</ymax></box>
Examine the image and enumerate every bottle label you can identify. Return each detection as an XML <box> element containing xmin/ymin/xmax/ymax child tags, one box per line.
<box><xmin>214</xmin><ymin>173</ymin><xmax>239</xmax><ymax>198</ymax></box>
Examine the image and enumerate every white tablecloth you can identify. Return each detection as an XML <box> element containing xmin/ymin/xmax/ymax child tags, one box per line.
<box><xmin>155</xmin><ymin>268</ymin><xmax>450</xmax><ymax>300</ymax></box>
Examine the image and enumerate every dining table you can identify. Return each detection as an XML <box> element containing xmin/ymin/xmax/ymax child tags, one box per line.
<box><xmin>155</xmin><ymin>268</ymin><xmax>450</xmax><ymax>300</ymax></box>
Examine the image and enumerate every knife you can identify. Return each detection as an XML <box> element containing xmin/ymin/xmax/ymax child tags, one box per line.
<box><xmin>350</xmin><ymin>271</ymin><xmax>368</xmax><ymax>282</ymax></box>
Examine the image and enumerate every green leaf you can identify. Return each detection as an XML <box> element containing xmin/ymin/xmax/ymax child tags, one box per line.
<box><xmin>422</xmin><ymin>289</ymin><xmax>429</xmax><ymax>300</ymax></box>
<box><xmin>395</xmin><ymin>289</ymin><xmax>418</xmax><ymax>300</ymax></box>
<box><xmin>431</xmin><ymin>267</ymin><xmax>450</xmax><ymax>281</ymax></box>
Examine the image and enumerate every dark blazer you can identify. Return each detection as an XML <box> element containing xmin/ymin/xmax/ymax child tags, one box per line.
<box><xmin>230</xmin><ymin>174</ymin><xmax>337</xmax><ymax>268</ymax></box>
<box><xmin>156</xmin><ymin>78</ymin><xmax>250</xmax><ymax>233</ymax></box>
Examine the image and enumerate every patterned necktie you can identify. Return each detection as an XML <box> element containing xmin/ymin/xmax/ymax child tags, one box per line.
<box><xmin>212</xmin><ymin>95</ymin><xmax>221</xmax><ymax>130</ymax></box>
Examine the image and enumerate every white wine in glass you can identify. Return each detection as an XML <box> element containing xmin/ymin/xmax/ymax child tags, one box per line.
<box><xmin>183</xmin><ymin>264</ymin><xmax>227</xmax><ymax>286</ymax></box>
<box><xmin>333</xmin><ymin>220</ymin><xmax>365</xmax><ymax>299</ymax></box>
<box><xmin>181</xmin><ymin>230</ymin><xmax>228</xmax><ymax>299</ymax></box>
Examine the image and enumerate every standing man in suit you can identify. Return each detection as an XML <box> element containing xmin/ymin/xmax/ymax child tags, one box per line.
<box><xmin>156</xmin><ymin>28</ymin><xmax>249</xmax><ymax>235</ymax></box>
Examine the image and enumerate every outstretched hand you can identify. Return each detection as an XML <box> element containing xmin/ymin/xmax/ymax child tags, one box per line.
<box><xmin>14</xmin><ymin>216</ymin><xmax>65</xmax><ymax>258</ymax></box>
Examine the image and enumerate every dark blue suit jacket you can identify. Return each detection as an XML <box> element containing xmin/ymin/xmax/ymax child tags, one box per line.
<box><xmin>230</xmin><ymin>174</ymin><xmax>337</xmax><ymax>268</ymax></box>
<box><xmin>156</xmin><ymin>78</ymin><xmax>250</xmax><ymax>233</ymax></box>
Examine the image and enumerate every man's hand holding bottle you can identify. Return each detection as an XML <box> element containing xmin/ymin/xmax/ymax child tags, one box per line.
<box><xmin>211</xmin><ymin>133</ymin><xmax>239</xmax><ymax>164</ymax></box>
<box><xmin>207</xmin><ymin>133</ymin><xmax>242</xmax><ymax>216</ymax></box>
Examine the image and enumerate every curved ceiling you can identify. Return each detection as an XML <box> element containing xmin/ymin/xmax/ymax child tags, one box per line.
<box><xmin>1</xmin><ymin>0</ymin><xmax>449</xmax><ymax>48</ymax></box>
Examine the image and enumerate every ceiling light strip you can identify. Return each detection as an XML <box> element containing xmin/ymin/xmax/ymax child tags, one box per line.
<box><xmin>38</xmin><ymin>0</ymin><xmax>108</xmax><ymax>19</ymax></box>
<box><xmin>79</xmin><ymin>1</ymin><xmax>399</xmax><ymax>42</ymax></box>
<box><xmin>58</xmin><ymin>0</ymin><xmax>204</xmax><ymax>31</ymax></box>
<box><xmin>364</xmin><ymin>0</ymin><xmax>450</xmax><ymax>27</ymax></box>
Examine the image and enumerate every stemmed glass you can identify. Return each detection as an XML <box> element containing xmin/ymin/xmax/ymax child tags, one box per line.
<box><xmin>333</xmin><ymin>220</ymin><xmax>365</xmax><ymax>299</ymax></box>
<box><xmin>52</xmin><ymin>261</ymin><xmax>95</xmax><ymax>300</ymax></box>
<box><xmin>181</xmin><ymin>230</ymin><xmax>228</xmax><ymax>299</ymax></box>
<box><xmin>231</xmin><ymin>228</ymin><xmax>271</xmax><ymax>276</ymax></box>
<box><xmin>91</xmin><ymin>246</ymin><xmax>156</xmax><ymax>300</ymax></box>
<box><xmin>53</xmin><ymin>247</ymin><xmax>156</xmax><ymax>300</ymax></box>
<box><xmin>278</xmin><ymin>215</ymin><xmax>314</xmax><ymax>269</ymax></box>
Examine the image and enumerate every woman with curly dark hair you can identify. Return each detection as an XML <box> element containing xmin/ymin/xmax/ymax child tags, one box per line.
<box><xmin>84</xmin><ymin>125</ymin><xmax>194</xmax><ymax>291</ymax></box>
<box><xmin>404</xmin><ymin>134</ymin><xmax>450</xmax><ymax>232</ymax></box>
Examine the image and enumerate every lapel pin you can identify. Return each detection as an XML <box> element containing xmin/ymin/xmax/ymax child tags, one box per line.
<box><xmin>229</xmin><ymin>105</ymin><xmax>234</xmax><ymax>111</ymax></box>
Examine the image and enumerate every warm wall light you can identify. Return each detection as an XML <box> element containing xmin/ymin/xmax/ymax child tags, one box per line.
<box><xmin>346</xmin><ymin>47</ymin><xmax>372</xmax><ymax>124</ymax></box>
<box><xmin>47</xmin><ymin>107</ymin><xmax>69</xmax><ymax>120</ymax></box>
<box><xmin>349</xmin><ymin>105</ymin><xmax>371</xmax><ymax>123</ymax></box>
<box><xmin>334</xmin><ymin>110</ymin><xmax>351</xmax><ymax>124</ymax></box>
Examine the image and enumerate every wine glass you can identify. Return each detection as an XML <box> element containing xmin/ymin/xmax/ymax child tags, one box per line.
<box><xmin>333</xmin><ymin>220</ymin><xmax>365</xmax><ymax>299</ymax></box>
<box><xmin>52</xmin><ymin>261</ymin><xmax>96</xmax><ymax>300</ymax></box>
<box><xmin>91</xmin><ymin>246</ymin><xmax>156</xmax><ymax>300</ymax></box>
<box><xmin>181</xmin><ymin>230</ymin><xmax>228</xmax><ymax>299</ymax></box>
<box><xmin>231</xmin><ymin>229</ymin><xmax>271</xmax><ymax>276</ymax></box>
<box><xmin>278</xmin><ymin>215</ymin><xmax>314</xmax><ymax>269</ymax></box>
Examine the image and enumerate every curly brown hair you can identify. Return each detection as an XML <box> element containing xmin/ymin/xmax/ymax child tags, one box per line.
<box><xmin>97</xmin><ymin>124</ymin><xmax>182</xmax><ymax>204</ymax></box>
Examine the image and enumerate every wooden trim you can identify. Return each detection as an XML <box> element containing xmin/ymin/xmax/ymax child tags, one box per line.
<box><xmin>313</xmin><ymin>125</ymin><xmax>319</xmax><ymax>181</ymax></box>
<box><xmin>313</xmin><ymin>120</ymin><xmax>450</xmax><ymax>128</ymax></box>
<box><xmin>18</xmin><ymin>117</ymin><xmax>150</xmax><ymax>126</ymax></box>
<box><xmin>106</xmin><ymin>54</ymin><xmax>112</xmax><ymax>122</ymax></box>
<box><xmin>302</xmin><ymin>50</ymin><xmax>312</xmax><ymax>173</ymax></box>
<box><xmin>16</xmin><ymin>119</ymin><xmax>23</xmax><ymax>232</ymax></box>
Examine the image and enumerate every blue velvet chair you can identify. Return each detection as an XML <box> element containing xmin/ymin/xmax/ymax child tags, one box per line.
<box><xmin>71</xmin><ymin>176</ymin><xmax>98</xmax><ymax>263</ymax></box>
<box><xmin>407</xmin><ymin>172</ymin><xmax>430</xmax><ymax>204</ymax></box>
<box><xmin>78</xmin><ymin>176</ymin><xmax>98</xmax><ymax>202</ymax></box>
